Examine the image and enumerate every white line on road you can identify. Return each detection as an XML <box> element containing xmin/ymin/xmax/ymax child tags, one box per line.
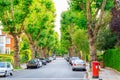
<box><xmin>0</xmin><ymin>78</ymin><xmax>88</xmax><ymax>80</ymax></box>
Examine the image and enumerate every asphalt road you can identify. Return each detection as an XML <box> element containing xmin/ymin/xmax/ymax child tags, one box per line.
<box><xmin>0</xmin><ymin>58</ymin><xmax>86</xmax><ymax>80</ymax></box>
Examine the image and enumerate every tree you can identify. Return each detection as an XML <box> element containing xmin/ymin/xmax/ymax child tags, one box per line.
<box><xmin>24</xmin><ymin>0</ymin><xmax>55</xmax><ymax>58</ymax></box>
<box><xmin>0</xmin><ymin>0</ymin><xmax>32</xmax><ymax>67</ymax></box>
<box><xmin>110</xmin><ymin>0</ymin><xmax>120</xmax><ymax>46</ymax></box>
<box><xmin>20</xmin><ymin>34</ymin><xmax>31</xmax><ymax>63</ymax></box>
<box><xmin>47</xmin><ymin>32</ymin><xmax>59</xmax><ymax>56</ymax></box>
<box><xmin>73</xmin><ymin>29</ymin><xmax>89</xmax><ymax>59</ymax></box>
<box><xmin>36</xmin><ymin>0</ymin><xmax>55</xmax><ymax>58</ymax></box>
<box><xmin>60</xmin><ymin>10</ymin><xmax>87</xmax><ymax>57</ymax></box>
<box><xmin>97</xmin><ymin>27</ymin><xmax>117</xmax><ymax>50</ymax></box>
<box><xmin>68</xmin><ymin>0</ymin><xmax>114</xmax><ymax>63</ymax></box>
<box><xmin>86</xmin><ymin>0</ymin><xmax>107</xmax><ymax>62</ymax></box>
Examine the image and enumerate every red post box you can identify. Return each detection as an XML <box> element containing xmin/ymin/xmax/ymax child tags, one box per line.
<box><xmin>92</xmin><ymin>61</ymin><xmax>99</xmax><ymax>78</ymax></box>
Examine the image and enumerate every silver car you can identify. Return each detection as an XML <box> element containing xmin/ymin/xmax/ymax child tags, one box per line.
<box><xmin>72</xmin><ymin>59</ymin><xmax>86</xmax><ymax>71</ymax></box>
<box><xmin>0</xmin><ymin>62</ymin><xmax>13</xmax><ymax>77</ymax></box>
<box><xmin>69</xmin><ymin>57</ymin><xmax>79</xmax><ymax>65</ymax></box>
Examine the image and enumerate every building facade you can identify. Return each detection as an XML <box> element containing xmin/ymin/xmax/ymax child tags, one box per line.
<box><xmin>0</xmin><ymin>34</ymin><xmax>14</xmax><ymax>54</ymax></box>
<box><xmin>0</xmin><ymin>22</ymin><xmax>14</xmax><ymax>54</ymax></box>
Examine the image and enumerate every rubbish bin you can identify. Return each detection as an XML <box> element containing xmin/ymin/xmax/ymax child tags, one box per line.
<box><xmin>92</xmin><ymin>61</ymin><xmax>99</xmax><ymax>78</ymax></box>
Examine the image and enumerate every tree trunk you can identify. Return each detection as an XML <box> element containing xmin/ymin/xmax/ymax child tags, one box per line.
<box><xmin>42</xmin><ymin>48</ymin><xmax>46</xmax><ymax>58</ymax></box>
<box><xmin>36</xmin><ymin>47</ymin><xmax>42</xmax><ymax>58</ymax></box>
<box><xmin>13</xmin><ymin>35</ymin><xmax>20</xmax><ymax>68</ymax></box>
<box><xmin>86</xmin><ymin>0</ymin><xmax>106</xmax><ymax>69</ymax></box>
<box><xmin>89</xmin><ymin>39</ymin><xmax>97</xmax><ymax>61</ymax></box>
<box><xmin>77</xmin><ymin>50</ymin><xmax>81</xmax><ymax>59</ymax></box>
<box><xmin>26</xmin><ymin>34</ymin><xmax>35</xmax><ymax>59</ymax></box>
<box><xmin>48</xmin><ymin>49</ymin><xmax>50</xmax><ymax>57</ymax></box>
<box><xmin>68</xmin><ymin>48</ymin><xmax>71</xmax><ymax>57</ymax></box>
<box><xmin>68</xmin><ymin>46</ymin><xmax>74</xmax><ymax>57</ymax></box>
<box><xmin>29</xmin><ymin>42</ymin><xmax>35</xmax><ymax>59</ymax></box>
<box><xmin>87</xmin><ymin>26</ymin><xmax>97</xmax><ymax>68</ymax></box>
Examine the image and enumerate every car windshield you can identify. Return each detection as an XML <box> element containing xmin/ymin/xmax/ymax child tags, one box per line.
<box><xmin>40</xmin><ymin>58</ymin><xmax>44</xmax><ymax>60</ymax></box>
<box><xmin>75</xmin><ymin>60</ymin><xmax>84</xmax><ymax>64</ymax></box>
<box><xmin>0</xmin><ymin>62</ymin><xmax>6</xmax><ymax>68</ymax></box>
<box><xmin>28</xmin><ymin>60</ymin><xmax>36</xmax><ymax>64</ymax></box>
<box><xmin>72</xmin><ymin>57</ymin><xmax>79</xmax><ymax>60</ymax></box>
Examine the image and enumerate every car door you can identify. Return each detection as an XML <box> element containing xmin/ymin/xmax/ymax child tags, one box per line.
<box><xmin>6</xmin><ymin>63</ymin><xmax>12</xmax><ymax>75</ymax></box>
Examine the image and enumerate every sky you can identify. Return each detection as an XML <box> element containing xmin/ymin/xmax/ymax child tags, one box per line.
<box><xmin>53</xmin><ymin>0</ymin><xmax>69</xmax><ymax>38</ymax></box>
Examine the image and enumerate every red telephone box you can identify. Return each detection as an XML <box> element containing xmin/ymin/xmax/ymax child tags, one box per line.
<box><xmin>92</xmin><ymin>61</ymin><xmax>99</xmax><ymax>78</ymax></box>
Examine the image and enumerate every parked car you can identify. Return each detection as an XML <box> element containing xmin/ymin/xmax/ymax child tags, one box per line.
<box><xmin>72</xmin><ymin>59</ymin><xmax>86</xmax><ymax>71</ymax></box>
<box><xmin>38</xmin><ymin>59</ymin><xmax>42</xmax><ymax>67</ymax></box>
<box><xmin>49</xmin><ymin>57</ymin><xmax>53</xmax><ymax>61</ymax></box>
<box><xmin>65</xmin><ymin>57</ymin><xmax>70</xmax><ymax>62</ymax></box>
<box><xmin>69</xmin><ymin>57</ymin><xmax>80</xmax><ymax>65</ymax></box>
<box><xmin>0</xmin><ymin>62</ymin><xmax>13</xmax><ymax>77</ymax></box>
<box><xmin>27</xmin><ymin>59</ymin><xmax>42</xmax><ymax>69</ymax></box>
<box><xmin>45</xmin><ymin>58</ymin><xmax>51</xmax><ymax>63</ymax></box>
<box><xmin>39</xmin><ymin>58</ymin><xmax>47</xmax><ymax>65</ymax></box>
<box><xmin>52</xmin><ymin>55</ymin><xmax>56</xmax><ymax>60</ymax></box>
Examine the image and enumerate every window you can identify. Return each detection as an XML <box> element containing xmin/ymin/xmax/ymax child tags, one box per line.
<box><xmin>0</xmin><ymin>46</ymin><xmax>4</xmax><ymax>53</ymax></box>
<box><xmin>6</xmin><ymin>37</ymin><xmax>10</xmax><ymax>44</ymax></box>
<box><xmin>0</xmin><ymin>62</ymin><xmax>5</xmax><ymax>68</ymax></box>
<box><xmin>5</xmin><ymin>47</ymin><xmax>10</xmax><ymax>54</ymax></box>
<box><xmin>0</xmin><ymin>36</ymin><xmax>4</xmax><ymax>44</ymax></box>
<box><xmin>7</xmin><ymin>63</ymin><xmax>10</xmax><ymax>68</ymax></box>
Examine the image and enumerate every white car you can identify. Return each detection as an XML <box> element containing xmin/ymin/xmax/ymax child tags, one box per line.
<box><xmin>72</xmin><ymin>59</ymin><xmax>86</xmax><ymax>71</ymax></box>
<box><xmin>0</xmin><ymin>62</ymin><xmax>13</xmax><ymax>77</ymax></box>
<box><xmin>37</xmin><ymin>59</ymin><xmax>42</xmax><ymax>67</ymax></box>
<box><xmin>69</xmin><ymin>57</ymin><xmax>79</xmax><ymax>65</ymax></box>
<box><xmin>49</xmin><ymin>57</ymin><xmax>53</xmax><ymax>61</ymax></box>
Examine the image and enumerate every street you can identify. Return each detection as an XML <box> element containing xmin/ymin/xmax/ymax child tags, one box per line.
<box><xmin>0</xmin><ymin>58</ymin><xmax>86</xmax><ymax>80</ymax></box>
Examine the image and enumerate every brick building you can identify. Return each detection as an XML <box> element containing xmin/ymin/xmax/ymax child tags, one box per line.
<box><xmin>0</xmin><ymin>22</ymin><xmax>14</xmax><ymax>54</ymax></box>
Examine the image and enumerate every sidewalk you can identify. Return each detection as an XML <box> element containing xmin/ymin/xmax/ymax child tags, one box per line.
<box><xmin>87</xmin><ymin>67</ymin><xmax>120</xmax><ymax>80</ymax></box>
<box><xmin>100</xmin><ymin>68</ymin><xmax>120</xmax><ymax>80</ymax></box>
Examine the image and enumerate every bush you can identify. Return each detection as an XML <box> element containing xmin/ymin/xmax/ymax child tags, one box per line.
<box><xmin>20</xmin><ymin>49</ymin><xmax>31</xmax><ymax>63</ymax></box>
<box><xmin>97</xmin><ymin>54</ymin><xmax>103</xmax><ymax>61</ymax></box>
<box><xmin>103</xmin><ymin>48</ymin><xmax>120</xmax><ymax>71</ymax></box>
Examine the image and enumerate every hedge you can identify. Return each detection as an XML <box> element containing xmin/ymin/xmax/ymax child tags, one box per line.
<box><xmin>103</xmin><ymin>48</ymin><xmax>120</xmax><ymax>71</ymax></box>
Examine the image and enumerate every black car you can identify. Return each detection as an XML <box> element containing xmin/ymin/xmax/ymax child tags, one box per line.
<box><xmin>26</xmin><ymin>59</ymin><xmax>42</xmax><ymax>69</ymax></box>
<box><xmin>39</xmin><ymin>58</ymin><xmax>47</xmax><ymax>65</ymax></box>
<box><xmin>65</xmin><ymin>57</ymin><xmax>70</xmax><ymax>62</ymax></box>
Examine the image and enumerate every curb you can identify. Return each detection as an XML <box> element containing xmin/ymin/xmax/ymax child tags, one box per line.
<box><xmin>105</xmin><ymin>67</ymin><xmax>120</xmax><ymax>75</ymax></box>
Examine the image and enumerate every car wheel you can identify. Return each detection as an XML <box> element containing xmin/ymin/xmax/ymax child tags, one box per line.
<box><xmin>70</xmin><ymin>63</ymin><xmax>72</xmax><ymax>65</ymax></box>
<box><xmin>72</xmin><ymin>68</ymin><xmax>75</xmax><ymax>71</ymax></box>
<box><xmin>36</xmin><ymin>66</ymin><xmax>38</xmax><ymax>68</ymax></box>
<box><xmin>37</xmin><ymin>65</ymin><xmax>40</xmax><ymax>68</ymax></box>
<box><xmin>4</xmin><ymin>71</ymin><xmax>7</xmax><ymax>77</ymax></box>
<box><xmin>10</xmin><ymin>73</ymin><xmax>13</xmax><ymax>76</ymax></box>
<box><xmin>83</xmin><ymin>69</ymin><xmax>86</xmax><ymax>71</ymax></box>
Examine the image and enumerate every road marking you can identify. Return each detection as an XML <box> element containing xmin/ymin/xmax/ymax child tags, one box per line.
<box><xmin>1</xmin><ymin>78</ymin><xmax>88</xmax><ymax>80</ymax></box>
